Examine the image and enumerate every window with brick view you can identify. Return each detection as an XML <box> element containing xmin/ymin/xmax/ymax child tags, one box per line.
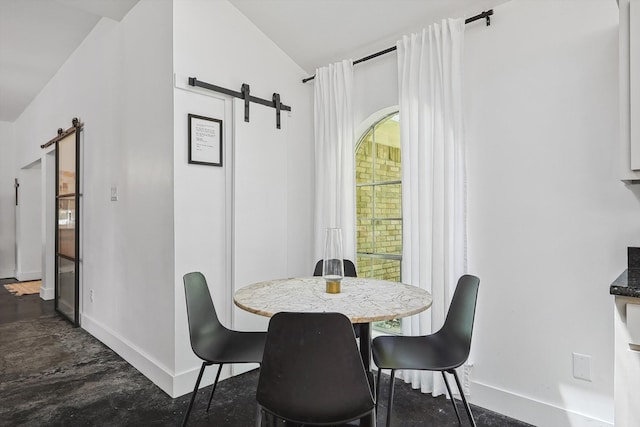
<box><xmin>356</xmin><ymin>111</ymin><xmax>401</xmax><ymax>333</ymax></box>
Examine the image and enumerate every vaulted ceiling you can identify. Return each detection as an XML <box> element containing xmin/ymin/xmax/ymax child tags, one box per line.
<box><xmin>0</xmin><ymin>0</ymin><xmax>509</xmax><ymax>123</ymax></box>
<box><xmin>0</xmin><ymin>0</ymin><xmax>139</xmax><ymax>122</ymax></box>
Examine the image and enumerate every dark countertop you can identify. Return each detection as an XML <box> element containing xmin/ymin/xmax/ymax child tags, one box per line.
<box><xmin>610</xmin><ymin>270</ymin><xmax>640</xmax><ymax>298</ymax></box>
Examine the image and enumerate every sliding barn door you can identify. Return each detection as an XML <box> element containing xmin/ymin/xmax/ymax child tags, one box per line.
<box><xmin>232</xmin><ymin>99</ymin><xmax>288</xmax><ymax>341</ymax></box>
<box><xmin>55</xmin><ymin>130</ymin><xmax>80</xmax><ymax>325</ymax></box>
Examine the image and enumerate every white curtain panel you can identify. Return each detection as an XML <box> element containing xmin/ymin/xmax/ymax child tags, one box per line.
<box><xmin>313</xmin><ymin>60</ymin><xmax>356</xmax><ymax>261</ymax></box>
<box><xmin>397</xmin><ymin>18</ymin><xmax>467</xmax><ymax>395</ymax></box>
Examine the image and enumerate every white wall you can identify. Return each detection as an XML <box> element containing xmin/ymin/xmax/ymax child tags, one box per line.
<box><xmin>7</xmin><ymin>0</ymin><xmax>311</xmax><ymax>399</ymax></box>
<box><xmin>12</xmin><ymin>0</ymin><xmax>176</xmax><ymax>395</ymax></box>
<box><xmin>465</xmin><ymin>1</ymin><xmax>640</xmax><ymax>426</ymax></box>
<box><xmin>348</xmin><ymin>0</ymin><xmax>640</xmax><ymax>425</ymax></box>
<box><xmin>0</xmin><ymin>121</ymin><xmax>16</xmax><ymax>278</ymax></box>
<box><xmin>16</xmin><ymin>161</ymin><xmax>41</xmax><ymax>281</ymax></box>
<box><xmin>353</xmin><ymin>51</ymin><xmax>399</xmax><ymax>130</ymax></box>
<box><xmin>172</xmin><ymin>0</ymin><xmax>314</xmax><ymax>397</ymax></box>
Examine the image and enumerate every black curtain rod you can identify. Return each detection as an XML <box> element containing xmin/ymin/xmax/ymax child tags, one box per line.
<box><xmin>302</xmin><ymin>9</ymin><xmax>493</xmax><ymax>83</ymax></box>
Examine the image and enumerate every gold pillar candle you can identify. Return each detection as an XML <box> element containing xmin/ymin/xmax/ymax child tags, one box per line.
<box><xmin>326</xmin><ymin>279</ymin><xmax>341</xmax><ymax>294</ymax></box>
<box><xmin>322</xmin><ymin>228</ymin><xmax>345</xmax><ymax>294</ymax></box>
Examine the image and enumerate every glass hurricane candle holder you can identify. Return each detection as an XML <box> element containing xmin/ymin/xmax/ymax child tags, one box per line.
<box><xmin>323</xmin><ymin>228</ymin><xmax>344</xmax><ymax>294</ymax></box>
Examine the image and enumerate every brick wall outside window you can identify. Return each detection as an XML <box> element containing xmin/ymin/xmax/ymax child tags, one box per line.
<box><xmin>355</xmin><ymin>113</ymin><xmax>401</xmax><ymax>282</ymax></box>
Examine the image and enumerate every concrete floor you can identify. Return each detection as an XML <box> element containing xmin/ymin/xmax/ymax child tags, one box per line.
<box><xmin>0</xmin><ymin>278</ymin><xmax>532</xmax><ymax>427</ymax></box>
<box><xmin>0</xmin><ymin>277</ymin><xmax>54</xmax><ymax>325</ymax></box>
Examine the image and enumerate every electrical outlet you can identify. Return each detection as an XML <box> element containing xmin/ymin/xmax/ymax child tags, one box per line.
<box><xmin>110</xmin><ymin>186</ymin><xmax>118</xmax><ymax>201</ymax></box>
<box><xmin>573</xmin><ymin>353</ymin><xmax>592</xmax><ymax>381</ymax></box>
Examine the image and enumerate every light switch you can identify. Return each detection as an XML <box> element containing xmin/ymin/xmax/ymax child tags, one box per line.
<box><xmin>110</xmin><ymin>186</ymin><xmax>118</xmax><ymax>201</ymax></box>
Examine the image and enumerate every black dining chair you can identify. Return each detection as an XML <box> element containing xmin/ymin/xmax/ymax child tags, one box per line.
<box><xmin>372</xmin><ymin>274</ymin><xmax>480</xmax><ymax>427</ymax></box>
<box><xmin>182</xmin><ymin>272</ymin><xmax>266</xmax><ymax>427</ymax></box>
<box><xmin>256</xmin><ymin>312</ymin><xmax>376</xmax><ymax>426</ymax></box>
<box><xmin>313</xmin><ymin>259</ymin><xmax>361</xmax><ymax>338</ymax></box>
<box><xmin>313</xmin><ymin>258</ymin><xmax>358</xmax><ymax>277</ymax></box>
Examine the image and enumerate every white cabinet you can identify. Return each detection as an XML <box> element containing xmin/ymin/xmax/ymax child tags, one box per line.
<box><xmin>628</xmin><ymin>303</ymin><xmax>640</xmax><ymax>344</ymax></box>
<box><xmin>620</xmin><ymin>0</ymin><xmax>640</xmax><ymax>181</ymax></box>
<box><xmin>631</xmin><ymin>0</ymin><xmax>640</xmax><ymax>170</ymax></box>
<box><xmin>614</xmin><ymin>297</ymin><xmax>640</xmax><ymax>427</ymax></box>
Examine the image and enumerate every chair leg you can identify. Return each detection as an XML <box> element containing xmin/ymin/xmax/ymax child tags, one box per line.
<box><xmin>255</xmin><ymin>403</ymin><xmax>262</xmax><ymax>427</ymax></box>
<box><xmin>181</xmin><ymin>362</ymin><xmax>207</xmax><ymax>427</ymax></box>
<box><xmin>206</xmin><ymin>363</ymin><xmax>224</xmax><ymax>412</ymax></box>
<box><xmin>451</xmin><ymin>369</ymin><xmax>476</xmax><ymax>427</ymax></box>
<box><xmin>376</xmin><ymin>369</ymin><xmax>382</xmax><ymax>409</ymax></box>
<box><xmin>441</xmin><ymin>371</ymin><xmax>462</xmax><ymax>424</ymax></box>
<box><xmin>268</xmin><ymin>412</ymin><xmax>279</xmax><ymax>427</ymax></box>
<box><xmin>386</xmin><ymin>369</ymin><xmax>396</xmax><ymax>427</ymax></box>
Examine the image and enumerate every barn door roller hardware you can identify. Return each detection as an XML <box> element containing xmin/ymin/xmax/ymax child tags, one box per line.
<box><xmin>188</xmin><ymin>77</ymin><xmax>291</xmax><ymax>129</ymax></box>
<box><xmin>41</xmin><ymin>117</ymin><xmax>84</xmax><ymax>149</ymax></box>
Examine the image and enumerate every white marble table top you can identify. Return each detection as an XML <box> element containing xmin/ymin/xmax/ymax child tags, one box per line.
<box><xmin>234</xmin><ymin>276</ymin><xmax>432</xmax><ymax>323</ymax></box>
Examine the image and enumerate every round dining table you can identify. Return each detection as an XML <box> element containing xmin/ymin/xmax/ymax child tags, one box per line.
<box><xmin>234</xmin><ymin>276</ymin><xmax>432</xmax><ymax>324</ymax></box>
<box><xmin>234</xmin><ymin>276</ymin><xmax>432</xmax><ymax>426</ymax></box>
<box><xmin>234</xmin><ymin>276</ymin><xmax>432</xmax><ymax>369</ymax></box>
<box><xmin>234</xmin><ymin>277</ymin><xmax>433</xmax><ymax>354</ymax></box>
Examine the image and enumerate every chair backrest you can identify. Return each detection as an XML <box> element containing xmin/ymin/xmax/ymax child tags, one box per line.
<box><xmin>313</xmin><ymin>259</ymin><xmax>358</xmax><ymax>277</ymax></box>
<box><xmin>183</xmin><ymin>272</ymin><xmax>225</xmax><ymax>361</ymax></box>
<box><xmin>439</xmin><ymin>274</ymin><xmax>480</xmax><ymax>362</ymax></box>
<box><xmin>256</xmin><ymin>312</ymin><xmax>374</xmax><ymax>425</ymax></box>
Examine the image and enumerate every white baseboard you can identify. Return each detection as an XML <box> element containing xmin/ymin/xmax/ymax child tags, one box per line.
<box><xmin>40</xmin><ymin>284</ymin><xmax>54</xmax><ymax>300</ymax></box>
<box><xmin>80</xmin><ymin>313</ymin><xmax>246</xmax><ymax>398</ymax></box>
<box><xmin>471</xmin><ymin>381</ymin><xmax>613</xmax><ymax>427</ymax></box>
<box><xmin>15</xmin><ymin>270</ymin><xmax>41</xmax><ymax>282</ymax></box>
<box><xmin>174</xmin><ymin>362</ymin><xmax>243</xmax><ymax>398</ymax></box>
<box><xmin>0</xmin><ymin>269</ymin><xmax>15</xmax><ymax>279</ymax></box>
<box><xmin>81</xmin><ymin>314</ymin><xmax>176</xmax><ymax>396</ymax></box>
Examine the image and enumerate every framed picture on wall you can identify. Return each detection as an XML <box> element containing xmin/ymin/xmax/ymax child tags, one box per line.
<box><xmin>188</xmin><ymin>114</ymin><xmax>223</xmax><ymax>166</ymax></box>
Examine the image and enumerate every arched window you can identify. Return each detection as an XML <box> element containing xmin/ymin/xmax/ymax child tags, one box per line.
<box><xmin>355</xmin><ymin>111</ymin><xmax>401</xmax><ymax>333</ymax></box>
